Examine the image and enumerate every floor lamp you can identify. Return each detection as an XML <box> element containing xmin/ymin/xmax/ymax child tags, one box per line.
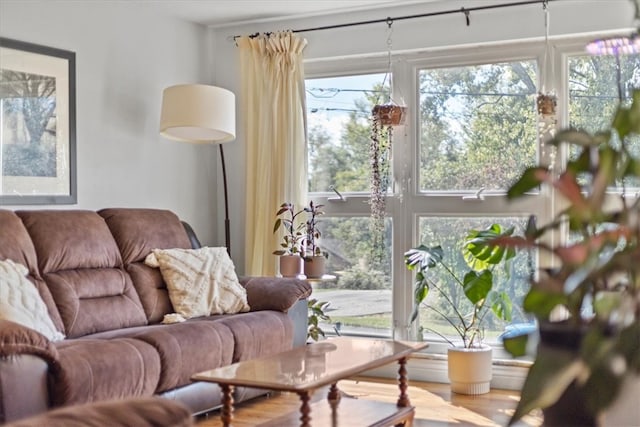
<box><xmin>159</xmin><ymin>84</ymin><xmax>236</xmax><ymax>255</ymax></box>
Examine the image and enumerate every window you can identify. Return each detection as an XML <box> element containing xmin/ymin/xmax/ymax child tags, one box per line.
<box><xmin>418</xmin><ymin>216</ymin><xmax>534</xmax><ymax>341</ymax></box>
<box><xmin>305</xmin><ymin>39</ymin><xmax>637</xmax><ymax>350</ymax></box>
<box><xmin>568</xmin><ymin>51</ymin><xmax>640</xmax><ymax>189</ymax></box>
<box><xmin>307</xmin><ymin>73</ymin><xmax>388</xmax><ymax>193</ymax></box>
<box><xmin>419</xmin><ymin>61</ymin><xmax>538</xmax><ymax>192</ymax></box>
<box><xmin>306</xmin><ymin>72</ymin><xmax>393</xmax><ymax>337</ymax></box>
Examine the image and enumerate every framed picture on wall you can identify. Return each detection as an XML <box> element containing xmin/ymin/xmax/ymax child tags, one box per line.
<box><xmin>0</xmin><ymin>37</ymin><xmax>76</xmax><ymax>205</ymax></box>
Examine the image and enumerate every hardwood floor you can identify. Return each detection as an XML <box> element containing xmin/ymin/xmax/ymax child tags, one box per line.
<box><xmin>195</xmin><ymin>377</ymin><xmax>542</xmax><ymax>426</ymax></box>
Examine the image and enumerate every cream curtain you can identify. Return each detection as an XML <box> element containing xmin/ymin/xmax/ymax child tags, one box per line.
<box><xmin>238</xmin><ymin>32</ymin><xmax>308</xmax><ymax>276</ymax></box>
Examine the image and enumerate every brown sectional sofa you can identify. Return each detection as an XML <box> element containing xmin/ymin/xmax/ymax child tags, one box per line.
<box><xmin>0</xmin><ymin>208</ymin><xmax>311</xmax><ymax>423</ymax></box>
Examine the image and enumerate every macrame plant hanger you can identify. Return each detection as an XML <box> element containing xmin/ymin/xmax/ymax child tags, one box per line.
<box><xmin>537</xmin><ymin>0</ymin><xmax>557</xmax><ymax>118</ymax></box>
<box><xmin>372</xmin><ymin>18</ymin><xmax>407</xmax><ymax>126</ymax></box>
<box><xmin>537</xmin><ymin>0</ymin><xmax>558</xmax><ymax>171</ymax></box>
<box><xmin>369</xmin><ymin>18</ymin><xmax>405</xmax><ymax>267</ymax></box>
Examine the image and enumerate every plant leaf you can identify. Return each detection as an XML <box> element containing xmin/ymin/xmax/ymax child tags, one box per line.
<box><xmin>507</xmin><ymin>167</ymin><xmax>549</xmax><ymax>199</ymax></box>
<box><xmin>463</xmin><ymin>223</ymin><xmax>515</xmax><ymax>270</ymax></box>
<box><xmin>462</xmin><ymin>270</ymin><xmax>492</xmax><ymax>304</ymax></box>
<box><xmin>503</xmin><ymin>333</ymin><xmax>529</xmax><ymax>357</ymax></box>
<box><xmin>488</xmin><ymin>290</ymin><xmax>512</xmax><ymax>322</ymax></box>
<box><xmin>509</xmin><ymin>347</ymin><xmax>585</xmax><ymax>425</ymax></box>
<box><xmin>404</xmin><ymin>245</ymin><xmax>443</xmax><ymax>270</ymax></box>
<box><xmin>523</xmin><ymin>288</ymin><xmax>566</xmax><ymax>318</ymax></box>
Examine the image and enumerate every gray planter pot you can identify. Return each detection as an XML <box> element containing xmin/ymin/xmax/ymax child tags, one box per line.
<box><xmin>279</xmin><ymin>255</ymin><xmax>302</xmax><ymax>277</ymax></box>
<box><xmin>304</xmin><ymin>256</ymin><xmax>325</xmax><ymax>279</ymax></box>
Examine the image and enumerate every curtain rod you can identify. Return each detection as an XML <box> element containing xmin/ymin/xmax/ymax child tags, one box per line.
<box><xmin>234</xmin><ymin>0</ymin><xmax>554</xmax><ymax>40</ymax></box>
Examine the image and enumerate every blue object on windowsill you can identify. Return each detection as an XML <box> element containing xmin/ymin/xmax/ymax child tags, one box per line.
<box><xmin>499</xmin><ymin>322</ymin><xmax>538</xmax><ymax>341</ymax></box>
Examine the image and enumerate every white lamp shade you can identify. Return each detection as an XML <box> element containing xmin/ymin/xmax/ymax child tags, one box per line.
<box><xmin>160</xmin><ymin>84</ymin><xmax>236</xmax><ymax>144</ymax></box>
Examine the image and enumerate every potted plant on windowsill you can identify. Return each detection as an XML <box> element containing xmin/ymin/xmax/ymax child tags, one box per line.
<box><xmin>404</xmin><ymin>223</ymin><xmax>517</xmax><ymax>395</ymax></box>
<box><xmin>273</xmin><ymin>202</ymin><xmax>305</xmax><ymax>277</ymax></box>
<box><xmin>495</xmin><ymin>90</ymin><xmax>640</xmax><ymax>426</ymax></box>
<box><xmin>303</xmin><ymin>200</ymin><xmax>328</xmax><ymax>278</ymax></box>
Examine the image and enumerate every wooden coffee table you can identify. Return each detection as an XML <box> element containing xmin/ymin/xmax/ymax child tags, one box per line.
<box><xmin>192</xmin><ymin>337</ymin><xmax>428</xmax><ymax>427</ymax></box>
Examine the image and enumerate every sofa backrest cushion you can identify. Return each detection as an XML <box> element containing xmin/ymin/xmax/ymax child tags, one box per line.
<box><xmin>17</xmin><ymin>210</ymin><xmax>147</xmax><ymax>337</ymax></box>
<box><xmin>99</xmin><ymin>208</ymin><xmax>192</xmax><ymax>323</ymax></box>
<box><xmin>0</xmin><ymin>210</ymin><xmax>64</xmax><ymax>332</ymax></box>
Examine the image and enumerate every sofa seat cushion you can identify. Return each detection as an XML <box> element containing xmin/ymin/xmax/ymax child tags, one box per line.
<box><xmin>52</xmin><ymin>338</ymin><xmax>161</xmax><ymax>406</ymax></box>
<box><xmin>122</xmin><ymin>322</ymin><xmax>235</xmax><ymax>393</ymax></box>
<box><xmin>211</xmin><ymin>311</ymin><xmax>293</xmax><ymax>362</ymax></box>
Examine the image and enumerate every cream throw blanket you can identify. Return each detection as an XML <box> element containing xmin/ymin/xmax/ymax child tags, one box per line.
<box><xmin>145</xmin><ymin>247</ymin><xmax>250</xmax><ymax>319</ymax></box>
<box><xmin>0</xmin><ymin>259</ymin><xmax>65</xmax><ymax>341</ymax></box>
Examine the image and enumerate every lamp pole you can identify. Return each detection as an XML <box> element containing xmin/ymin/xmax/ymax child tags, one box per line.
<box><xmin>219</xmin><ymin>144</ymin><xmax>231</xmax><ymax>255</ymax></box>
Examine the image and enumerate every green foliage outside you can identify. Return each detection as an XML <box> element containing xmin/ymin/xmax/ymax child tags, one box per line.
<box><xmin>338</xmin><ymin>267</ymin><xmax>387</xmax><ymax>290</ymax></box>
<box><xmin>419</xmin><ymin>61</ymin><xmax>538</xmax><ymax>191</ymax></box>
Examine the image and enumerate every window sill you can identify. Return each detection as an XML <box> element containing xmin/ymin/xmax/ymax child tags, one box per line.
<box><xmin>362</xmin><ymin>349</ymin><xmax>531</xmax><ymax>391</ymax></box>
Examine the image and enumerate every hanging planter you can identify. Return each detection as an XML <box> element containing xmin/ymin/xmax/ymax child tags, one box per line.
<box><xmin>536</xmin><ymin>92</ymin><xmax>557</xmax><ymax>116</ymax></box>
<box><xmin>372</xmin><ymin>103</ymin><xmax>407</xmax><ymax>126</ymax></box>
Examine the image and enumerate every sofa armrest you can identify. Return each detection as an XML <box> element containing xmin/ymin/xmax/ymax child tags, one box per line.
<box><xmin>0</xmin><ymin>319</ymin><xmax>58</xmax><ymax>364</ymax></box>
<box><xmin>4</xmin><ymin>397</ymin><xmax>193</xmax><ymax>427</ymax></box>
<box><xmin>239</xmin><ymin>277</ymin><xmax>311</xmax><ymax>312</ymax></box>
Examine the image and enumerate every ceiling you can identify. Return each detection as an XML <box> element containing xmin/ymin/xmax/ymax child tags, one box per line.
<box><xmin>138</xmin><ymin>0</ymin><xmax>430</xmax><ymax>27</ymax></box>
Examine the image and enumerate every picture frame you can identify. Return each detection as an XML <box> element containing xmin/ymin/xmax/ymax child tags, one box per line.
<box><xmin>0</xmin><ymin>37</ymin><xmax>76</xmax><ymax>205</ymax></box>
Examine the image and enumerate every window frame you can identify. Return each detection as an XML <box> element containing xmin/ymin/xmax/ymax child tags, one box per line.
<box><xmin>304</xmin><ymin>32</ymin><xmax>634</xmax><ymax>356</ymax></box>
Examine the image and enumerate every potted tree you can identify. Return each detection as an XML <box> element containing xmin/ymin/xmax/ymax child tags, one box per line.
<box><xmin>496</xmin><ymin>90</ymin><xmax>640</xmax><ymax>426</ymax></box>
<box><xmin>404</xmin><ymin>223</ymin><xmax>517</xmax><ymax>395</ymax></box>
<box><xmin>273</xmin><ymin>202</ymin><xmax>305</xmax><ymax>277</ymax></box>
<box><xmin>303</xmin><ymin>200</ymin><xmax>328</xmax><ymax>278</ymax></box>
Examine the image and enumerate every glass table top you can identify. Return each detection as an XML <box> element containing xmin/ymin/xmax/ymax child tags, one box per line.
<box><xmin>192</xmin><ymin>337</ymin><xmax>428</xmax><ymax>392</ymax></box>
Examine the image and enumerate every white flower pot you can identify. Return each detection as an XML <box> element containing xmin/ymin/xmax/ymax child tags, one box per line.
<box><xmin>447</xmin><ymin>346</ymin><xmax>492</xmax><ymax>395</ymax></box>
<box><xmin>279</xmin><ymin>255</ymin><xmax>302</xmax><ymax>277</ymax></box>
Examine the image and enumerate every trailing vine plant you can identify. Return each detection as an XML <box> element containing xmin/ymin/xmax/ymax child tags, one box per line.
<box><xmin>369</xmin><ymin>113</ymin><xmax>392</xmax><ymax>266</ymax></box>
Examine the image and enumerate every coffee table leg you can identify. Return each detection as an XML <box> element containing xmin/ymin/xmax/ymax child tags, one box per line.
<box><xmin>397</xmin><ymin>357</ymin><xmax>410</xmax><ymax>408</ymax></box>
<box><xmin>220</xmin><ymin>384</ymin><xmax>234</xmax><ymax>427</ymax></box>
<box><xmin>327</xmin><ymin>383</ymin><xmax>341</xmax><ymax>403</ymax></box>
<box><xmin>298</xmin><ymin>390</ymin><xmax>312</xmax><ymax>427</ymax></box>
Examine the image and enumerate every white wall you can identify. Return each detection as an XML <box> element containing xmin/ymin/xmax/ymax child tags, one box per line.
<box><xmin>0</xmin><ymin>0</ymin><xmax>220</xmax><ymax>247</ymax></box>
<box><xmin>212</xmin><ymin>0</ymin><xmax>637</xmax><ymax>273</ymax></box>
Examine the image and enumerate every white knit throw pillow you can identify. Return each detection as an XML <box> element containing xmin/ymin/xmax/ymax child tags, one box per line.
<box><xmin>0</xmin><ymin>259</ymin><xmax>65</xmax><ymax>341</ymax></box>
<box><xmin>145</xmin><ymin>247</ymin><xmax>249</xmax><ymax>318</ymax></box>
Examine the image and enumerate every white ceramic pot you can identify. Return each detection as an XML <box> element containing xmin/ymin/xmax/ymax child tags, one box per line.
<box><xmin>304</xmin><ymin>256</ymin><xmax>325</xmax><ymax>279</ymax></box>
<box><xmin>447</xmin><ymin>345</ymin><xmax>492</xmax><ymax>395</ymax></box>
<box><xmin>279</xmin><ymin>255</ymin><xmax>302</xmax><ymax>277</ymax></box>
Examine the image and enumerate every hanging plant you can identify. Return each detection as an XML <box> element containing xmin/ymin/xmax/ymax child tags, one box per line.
<box><xmin>536</xmin><ymin>91</ymin><xmax>557</xmax><ymax>146</ymax></box>
<box><xmin>368</xmin><ymin>18</ymin><xmax>404</xmax><ymax>266</ymax></box>
<box><xmin>536</xmin><ymin>92</ymin><xmax>557</xmax><ymax>116</ymax></box>
<box><xmin>369</xmin><ymin>112</ymin><xmax>392</xmax><ymax>265</ymax></box>
<box><xmin>372</xmin><ymin>103</ymin><xmax>407</xmax><ymax>126</ymax></box>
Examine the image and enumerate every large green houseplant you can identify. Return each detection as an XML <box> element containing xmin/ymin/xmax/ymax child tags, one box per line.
<box><xmin>496</xmin><ymin>89</ymin><xmax>640</xmax><ymax>425</ymax></box>
<box><xmin>404</xmin><ymin>223</ymin><xmax>518</xmax><ymax>394</ymax></box>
